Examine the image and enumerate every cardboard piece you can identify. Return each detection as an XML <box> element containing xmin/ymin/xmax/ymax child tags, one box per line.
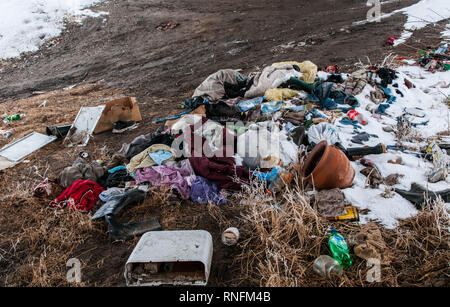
<box><xmin>94</xmin><ymin>97</ymin><xmax>142</xmax><ymax>134</ymax></box>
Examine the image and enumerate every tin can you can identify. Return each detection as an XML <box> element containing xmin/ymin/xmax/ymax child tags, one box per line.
<box><xmin>222</xmin><ymin>227</ymin><xmax>239</xmax><ymax>246</ymax></box>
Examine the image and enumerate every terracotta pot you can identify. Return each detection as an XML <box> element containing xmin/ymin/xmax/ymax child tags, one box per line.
<box><xmin>301</xmin><ymin>140</ymin><xmax>355</xmax><ymax>189</ymax></box>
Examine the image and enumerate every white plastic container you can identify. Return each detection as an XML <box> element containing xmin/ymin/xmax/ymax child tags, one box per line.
<box><xmin>124</xmin><ymin>230</ymin><xmax>213</xmax><ymax>286</ymax></box>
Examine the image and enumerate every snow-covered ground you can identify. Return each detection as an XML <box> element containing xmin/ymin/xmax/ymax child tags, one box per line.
<box><xmin>353</xmin><ymin>0</ymin><xmax>450</xmax><ymax>45</ymax></box>
<box><xmin>390</xmin><ymin>0</ymin><xmax>450</xmax><ymax>46</ymax></box>
<box><xmin>0</xmin><ymin>0</ymin><xmax>108</xmax><ymax>60</ymax></box>
<box><xmin>336</xmin><ymin>65</ymin><xmax>450</xmax><ymax>228</ymax></box>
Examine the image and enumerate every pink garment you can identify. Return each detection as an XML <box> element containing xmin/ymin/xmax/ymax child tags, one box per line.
<box><xmin>135</xmin><ymin>160</ymin><xmax>195</xmax><ymax>199</ymax></box>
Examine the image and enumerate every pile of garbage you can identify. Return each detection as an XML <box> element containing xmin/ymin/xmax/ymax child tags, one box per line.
<box><xmin>1</xmin><ymin>53</ymin><xmax>449</xmax><ymax>285</ymax></box>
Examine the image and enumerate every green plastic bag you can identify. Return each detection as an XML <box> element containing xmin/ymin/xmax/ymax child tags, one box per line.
<box><xmin>328</xmin><ymin>229</ymin><xmax>352</xmax><ymax>269</ymax></box>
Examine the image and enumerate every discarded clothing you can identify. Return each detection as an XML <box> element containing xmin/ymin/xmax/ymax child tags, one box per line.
<box><xmin>193</xmin><ymin>69</ymin><xmax>248</xmax><ymax>100</ymax></box>
<box><xmin>108</xmin><ymin>165</ymin><xmax>127</xmax><ymax>174</ymax></box>
<box><xmin>376</xmin><ymin>68</ymin><xmax>397</xmax><ymax>88</ymax></box>
<box><xmin>353</xmin><ymin>222</ymin><xmax>392</xmax><ymax>265</ymax></box>
<box><xmin>189</xmin><ymin>156</ymin><xmax>250</xmax><ymax>191</ymax></box>
<box><xmin>307</xmin><ymin>82</ymin><xmax>359</xmax><ymax>110</ymax></box>
<box><xmin>103</xmin><ymin>169</ymin><xmax>134</xmax><ymax>188</ymax></box>
<box><xmin>376</xmin><ymin>104</ymin><xmax>390</xmax><ymax>114</ymax></box>
<box><xmin>205</xmin><ymin>101</ymin><xmax>243</xmax><ymax>119</ymax></box>
<box><xmin>99</xmin><ymin>187</ymin><xmax>126</xmax><ymax>202</ymax></box>
<box><xmin>149</xmin><ymin>150</ymin><xmax>174</xmax><ymax>166</ymax></box>
<box><xmin>190</xmin><ymin>176</ymin><xmax>227</xmax><ymax>205</ymax></box>
<box><xmin>271</xmin><ymin>60</ymin><xmax>318</xmax><ymax>83</ymax></box>
<box><xmin>119</xmin><ymin>127</ymin><xmax>174</xmax><ymax>160</ymax></box>
<box><xmin>264</xmin><ymin>88</ymin><xmax>299</xmax><ymax>101</ymax></box>
<box><xmin>105</xmin><ymin>154</ymin><xmax>128</xmax><ymax>171</ymax></box>
<box><xmin>351</xmin><ymin>132</ymin><xmax>378</xmax><ymax>145</ymax></box>
<box><xmin>314</xmin><ymin>188</ymin><xmax>347</xmax><ymax>218</ymax></box>
<box><xmin>49</xmin><ymin>180</ymin><xmax>104</xmax><ymax>212</ymax></box>
<box><xmin>127</xmin><ymin>144</ymin><xmax>176</xmax><ymax>173</ymax></box>
<box><xmin>135</xmin><ymin>164</ymin><xmax>194</xmax><ymax>199</ymax></box>
<box><xmin>282</xmin><ymin>77</ymin><xmax>317</xmax><ymax>93</ymax></box>
<box><xmin>59</xmin><ymin>157</ymin><xmax>104</xmax><ymax>188</ymax></box>
<box><xmin>245</xmin><ymin>65</ymin><xmax>303</xmax><ymax>98</ymax></box>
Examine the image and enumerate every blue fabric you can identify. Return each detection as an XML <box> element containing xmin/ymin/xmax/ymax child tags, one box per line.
<box><xmin>149</xmin><ymin>150</ymin><xmax>173</xmax><ymax>166</ymax></box>
<box><xmin>308</xmin><ymin>82</ymin><xmax>359</xmax><ymax>111</ymax></box>
<box><xmin>146</xmin><ymin>109</ymin><xmax>193</xmax><ymax>125</ymax></box>
<box><xmin>108</xmin><ymin>166</ymin><xmax>127</xmax><ymax>174</ymax></box>
<box><xmin>190</xmin><ymin>176</ymin><xmax>227</xmax><ymax>205</ymax></box>
<box><xmin>377</xmin><ymin>85</ymin><xmax>396</xmax><ymax>104</ymax></box>
<box><xmin>376</xmin><ymin>104</ymin><xmax>390</xmax><ymax>114</ymax></box>
<box><xmin>339</xmin><ymin>118</ymin><xmax>362</xmax><ymax>129</ymax></box>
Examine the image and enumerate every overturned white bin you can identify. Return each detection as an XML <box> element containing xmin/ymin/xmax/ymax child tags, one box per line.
<box><xmin>124</xmin><ymin>230</ymin><xmax>213</xmax><ymax>286</ymax></box>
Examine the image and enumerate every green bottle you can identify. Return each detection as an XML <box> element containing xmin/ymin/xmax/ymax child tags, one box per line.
<box><xmin>328</xmin><ymin>229</ymin><xmax>352</xmax><ymax>269</ymax></box>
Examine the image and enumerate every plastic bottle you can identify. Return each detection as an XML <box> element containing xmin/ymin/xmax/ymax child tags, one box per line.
<box><xmin>237</xmin><ymin>96</ymin><xmax>264</xmax><ymax>112</ymax></box>
<box><xmin>347</xmin><ymin>110</ymin><xmax>367</xmax><ymax>125</ymax></box>
<box><xmin>3</xmin><ymin>113</ymin><xmax>25</xmax><ymax>123</ymax></box>
<box><xmin>312</xmin><ymin>255</ymin><xmax>343</xmax><ymax>278</ymax></box>
<box><xmin>328</xmin><ymin>229</ymin><xmax>352</xmax><ymax>269</ymax></box>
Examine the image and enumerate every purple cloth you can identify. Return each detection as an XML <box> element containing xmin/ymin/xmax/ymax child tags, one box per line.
<box><xmin>190</xmin><ymin>176</ymin><xmax>227</xmax><ymax>205</ymax></box>
<box><xmin>135</xmin><ymin>164</ymin><xmax>192</xmax><ymax>199</ymax></box>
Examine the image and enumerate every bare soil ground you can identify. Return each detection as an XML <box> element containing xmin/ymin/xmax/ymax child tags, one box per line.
<box><xmin>0</xmin><ymin>0</ymin><xmax>449</xmax><ymax>287</ymax></box>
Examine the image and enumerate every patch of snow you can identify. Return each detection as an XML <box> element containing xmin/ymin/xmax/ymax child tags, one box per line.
<box><xmin>389</xmin><ymin>0</ymin><xmax>450</xmax><ymax>46</ymax></box>
<box><xmin>0</xmin><ymin>0</ymin><xmax>108</xmax><ymax>60</ymax></box>
<box><xmin>337</xmin><ymin>65</ymin><xmax>450</xmax><ymax>228</ymax></box>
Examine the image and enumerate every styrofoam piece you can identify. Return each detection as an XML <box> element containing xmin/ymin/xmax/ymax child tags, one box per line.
<box><xmin>64</xmin><ymin>105</ymin><xmax>105</xmax><ymax>147</ymax></box>
<box><xmin>0</xmin><ymin>132</ymin><xmax>57</xmax><ymax>162</ymax></box>
<box><xmin>124</xmin><ymin>230</ymin><xmax>213</xmax><ymax>286</ymax></box>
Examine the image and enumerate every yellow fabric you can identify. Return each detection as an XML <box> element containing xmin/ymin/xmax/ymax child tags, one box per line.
<box><xmin>127</xmin><ymin>144</ymin><xmax>176</xmax><ymax>172</ymax></box>
<box><xmin>264</xmin><ymin>88</ymin><xmax>299</xmax><ymax>101</ymax></box>
<box><xmin>272</xmin><ymin>60</ymin><xmax>317</xmax><ymax>83</ymax></box>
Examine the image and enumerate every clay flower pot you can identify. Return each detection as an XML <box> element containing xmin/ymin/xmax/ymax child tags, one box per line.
<box><xmin>301</xmin><ymin>140</ymin><xmax>355</xmax><ymax>189</ymax></box>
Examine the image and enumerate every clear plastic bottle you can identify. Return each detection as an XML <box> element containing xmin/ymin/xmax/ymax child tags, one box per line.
<box><xmin>237</xmin><ymin>96</ymin><xmax>264</xmax><ymax>112</ymax></box>
<box><xmin>312</xmin><ymin>255</ymin><xmax>343</xmax><ymax>278</ymax></box>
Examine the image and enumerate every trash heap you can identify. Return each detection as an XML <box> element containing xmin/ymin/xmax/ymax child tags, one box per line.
<box><xmin>2</xmin><ymin>53</ymin><xmax>449</xmax><ymax>285</ymax></box>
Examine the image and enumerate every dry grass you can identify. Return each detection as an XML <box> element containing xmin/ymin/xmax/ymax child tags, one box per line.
<box><xmin>233</xmin><ymin>179</ymin><xmax>450</xmax><ymax>287</ymax></box>
<box><xmin>0</xmin><ymin>196</ymin><xmax>103</xmax><ymax>286</ymax></box>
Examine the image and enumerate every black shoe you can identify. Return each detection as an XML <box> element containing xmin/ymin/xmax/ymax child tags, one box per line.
<box><xmin>112</xmin><ymin>121</ymin><xmax>138</xmax><ymax>133</ymax></box>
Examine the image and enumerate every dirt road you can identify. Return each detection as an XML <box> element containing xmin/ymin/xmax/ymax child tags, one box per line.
<box><xmin>0</xmin><ymin>0</ymin><xmax>420</xmax><ymax>104</ymax></box>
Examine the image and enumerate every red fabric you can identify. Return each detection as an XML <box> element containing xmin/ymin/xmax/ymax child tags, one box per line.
<box><xmin>184</xmin><ymin>118</ymin><xmax>250</xmax><ymax>190</ymax></box>
<box><xmin>49</xmin><ymin>180</ymin><xmax>104</xmax><ymax>212</ymax></box>
<box><xmin>189</xmin><ymin>156</ymin><xmax>250</xmax><ymax>191</ymax></box>
<box><xmin>385</xmin><ymin>35</ymin><xmax>398</xmax><ymax>46</ymax></box>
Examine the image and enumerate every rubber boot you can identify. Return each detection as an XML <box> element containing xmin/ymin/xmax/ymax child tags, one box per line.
<box><xmin>105</xmin><ymin>214</ymin><xmax>161</xmax><ymax>241</ymax></box>
<box><xmin>92</xmin><ymin>189</ymin><xmax>146</xmax><ymax>220</ymax></box>
<box><xmin>396</xmin><ymin>183</ymin><xmax>450</xmax><ymax>209</ymax></box>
